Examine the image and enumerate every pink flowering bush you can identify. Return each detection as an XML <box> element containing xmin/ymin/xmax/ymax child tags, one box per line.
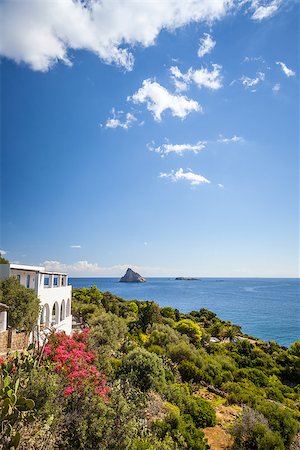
<box><xmin>43</xmin><ymin>329</ymin><xmax>110</xmax><ymax>399</ymax></box>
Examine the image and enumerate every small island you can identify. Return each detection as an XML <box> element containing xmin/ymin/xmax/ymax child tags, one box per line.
<box><xmin>120</xmin><ymin>267</ymin><xmax>146</xmax><ymax>283</ymax></box>
<box><xmin>175</xmin><ymin>277</ymin><xmax>199</xmax><ymax>281</ymax></box>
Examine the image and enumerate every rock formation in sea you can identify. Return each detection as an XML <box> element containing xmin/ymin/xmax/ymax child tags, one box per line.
<box><xmin>119</xmin><ymin>268</ymin><xmax>146</xmax><ymax>283</ymax></box>
<box><xmin>175</xmin><ymin>277</ymin><xmax>199</xmax><ymax>281</ymax></box>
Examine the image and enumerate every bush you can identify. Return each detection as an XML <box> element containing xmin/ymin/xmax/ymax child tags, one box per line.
<box><xmin>256</xmin><ymin>401</ymin><xmax>300</xmax><ymax>446</ymax></box>
<box><xmin>174</xmin><ymin>319</ymin><xmax>202</xmax><ymax>345</ymax></box>
<box><xmin>89</xmin><ymin>311</ymin><xmax>127</xmax><ymax>353</ymax></box>
<box><xmin>178</xmin><ymin>361</ymin><xmax>203</xmax><ymax>383</ymax></box>
<box><xmin>119</xmin><ymin>348</ymin><xmax>165</xmax><ymax>392</ymax></box>
<box><xmin>168</xmin><ymin>341</ymin><xmax>199</xmax><ymax>364</ymax></box>
<box><xmin>231</xmin><ymin>406</ymin><xmax>285</xmax><ymax>450</ymax></box>
<box><xmin>186</xmin><ymin>396</ymin><xmax>216</xmax><ymax>428</ymax></box>
<box><xmin>153</xmin><ymin>413</ymin><xmax>208</xmax><ymax>450</ymax></box>
<box><xmin>0</xmin><ymin>277</ymin><xmax>40</xmax><ymax>331</ymax></box>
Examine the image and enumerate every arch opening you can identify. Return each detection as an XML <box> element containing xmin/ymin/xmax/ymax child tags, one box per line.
<box><xmin>51</xmin><ymin>302</ymin><xmax>59</xmax><ymax>325</ymax></box>
<box><xmin>40</xmin><ymin>304</ymin><xmax>50</xmax><ymax>327</ymax></box>
<box><xmin>60</xmin><ymin>299</ymin><xmax>66</xmax><ymax>321</ymax></box>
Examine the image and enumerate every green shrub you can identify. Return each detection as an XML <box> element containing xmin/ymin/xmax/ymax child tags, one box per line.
<box><xmin>256</xmin><ymin>401</ymin><xmax>300</xmax><ymax>446</ymax></box>
<box><xmin>231</xmin><ymin>406</ymin><xmax>285</xmax><ymax>450</ymax></box>
<box><xmin>168</xmin><ymin>341</ymin><xmax>199</xmax><ymax>364</ymax></box>
<box><xmin>174</xmin><ymin>319</ymin><xmax>202</xmax><ymax>345</ymax></box>
<box><xmin>119</xmin><ymin>348</ymin><xmax>165</xmax><ymax>392</ymax></box>
<box><xmin>0</xmin><ymin>277</ymin><xmax>40</xmax><ymax>331</ymax></box>
<box><xmin>178</xmin><ymin>360</ymin><xmax>203</xmax><ymax>383</ymax></box>
<box><xmin>186</xmin><ymin>396</ymin><xmax>216</xmax><ymax>428</ymax></box>
<box><xmin>153</xmin><ymin>412</ymin><xmax>208</xmax><ymax>450</ymax></box>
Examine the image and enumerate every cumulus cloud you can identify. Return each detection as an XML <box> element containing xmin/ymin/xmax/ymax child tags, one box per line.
<box><xmin>251</xmin><ymin>0</ymin><xmax>281</xmax><ymax>21</ymax></box>
<box><xmin>0</xmin><ymin>249</ymin><xmax>7</xmax><ymax>255</ymax></box>
<box><xmin>105</xmin><ymin>108</ymin><xmax>137</xmax><ymax>129</ymax></box>
<box><xmin>198</xmin><ymin>33</ymin><xmax>216</xmax><ymax>58</ymax></box>
<box><xmin>43</xmin><ymin>260</ymin><xmax>170</xmax><ymax>277</ymax></box>
<box><xmin>0</xmin><ymin>0</ymin><xmax>233</xmax><ymax>72</ymax></box>
<box><xmin>170</xmin><ymin>64</ymin><xmax>223</xmax><ymax>91</ymax></box>
<box><xmin>272</xmin><ymin>83</ymin><xmax>280</xmax><ymax>93</ymax></box>
<box><xmin>149</xmin><ymin>141</ymin><xmax>206</xmax><ymax>157</ymax></box>
<box><xmin>276</xmin><ymin>61</ymin><xmax>296</xmax><ymax>77</ymax></box>
<box><xmin>218</xmin><ymin>183</ymin><xmax>224</xmax><ymax>188</ymax></box>
<box><xmin>70</xmin><ymin>245</ymin><xmax>82</xmax><ymax>249</ymax></box>
<box><xmin>240</xmin><ymin>71</ymin><xmax>265</xmax><ymax>88</ymax></box>
<box><xmin>218</xmin><ymin>135</ymin><xmax>244</xmax><ymax>143</ymax></box>
<box><xmin>159</xmin><ymin>168</ymin><xmax>210</xmax><ymax>186</ymax></box>
<box><xmin>128</xmin><ymin>79</ymin><xmax>200</xmax><ymax>121</ymax></box>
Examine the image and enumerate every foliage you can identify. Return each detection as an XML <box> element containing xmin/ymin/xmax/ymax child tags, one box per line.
<box><xmin>174</xmin><ymin>319</ymin><xmax>202</xmax><ymax>345</ymax></box>
<box><xmin>231</xmin><ymin>406</ymin><xmax>285</xmax><ymax>450</ymax></box>
<box><xmin>89</xmin><ymin>311</ymin><xmax>127</xmax><ymax>353</ymax></box>
<box><xmin>119</xmin><ymin>347</ymin><xmax>165</xmax><ymax>392</ymax></box>
<box><xmin>0</xmin><ymin>277</ymin><xmax>40</xmax><ymax>331</ymax></box>
<box><xmin>0</xmin><ymin>374</ymin><xmax>35</xmax><ymax>449</ymax></box>
<box><xmin>44</xmin><ymin>330</ymin><xmax>110</xmax><ymax>399</ymax></box>
<box><xmin>0</xmin><ymin>254</ymin><xmax>9</xmax><ymax>264</ymax></box>
<box><xmin>1</xmin><ymin>286</ymin><xmax>299</xmax><ymax>449</ymax></box>
<box><xmin>153</xmin><ymin>412</ymin><xmax>209</xmax><ymax>450</ymax></box>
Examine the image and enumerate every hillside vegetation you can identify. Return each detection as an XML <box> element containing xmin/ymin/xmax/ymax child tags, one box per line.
<box><xmin>1</xmin><ymin>286</ymin><xmax>299</xmax><ymax>449</ymax></box>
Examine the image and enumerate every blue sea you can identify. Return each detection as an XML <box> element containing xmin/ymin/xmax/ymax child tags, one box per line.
<box><xmin>69</xmin><ymin>278</ymin><xmax>299</xmax><ymax>347</ymax></box>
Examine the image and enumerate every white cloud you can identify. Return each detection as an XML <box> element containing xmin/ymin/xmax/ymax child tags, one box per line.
<box><xmin>272</xmin><ymin>83</ymin><xmax>280</xmax><ymax>93</ymax></box>
<box><xmin>218</xmin><ymin>183</ymin><xmax>224</xmax><ymax>188</ymax></box>
<box><xmin>70</xmin><ymin>245</ymin><xmax>82</xmax><ymax>249</ymax></box>
<box><xmin>276</xmin><ymin>61</ymin><xmax>296</xmax><ymax>78</ymax></box>
<box><xmin>159</xmin><ymin>168</ymin><xmax>210</xmax><ymax>186</ymax></box>
<box><xmin>105</xmin><ymin>108</ymin><xmax>137</xmax><ymax>129</ymax></box>
<box><xmin>0</xmin><ymin>0</ymin><xmax>233</xmax><ymax>72</ymax></box>
<box><xmin>240</xmin><ymin>71</ymin><xmax>265</xmax><ymax>88</ymax></box>
<box><xmin>128</xmin><ymin>79</ymin><xmax>200</xmax><ymax>121</ymax></box>
<box><xmin>170</xmin><ymin>64</ymin><xmax>223</xmax><ymax>91</ymax></box>
<box><xmin>0</xmin><ymin>249</ymin><xmax>7</xmax><ymax>255</ymax></box>
<box><xmin>218</xmin><ymin>135</ymin><xmax>244</xmax><ymax>143</ymax></box>
<box><xmin>244</xmin><ymin>56</ymin><xmax>265</xmax><ymax>63</ymax></box>
<box><xmin>149</xmin><ymin>141</ymin><xmax>206</xmax><ymax>157</ymax></box>
<box><xmin>170</xmin><ymin>66</ymin><xmax>189</xmax><ymax>92</ymax></box>
<box><xmin>43</xmin><ymin>260</ymin><xmax>170</xmax><ymax>277</ymax></box>
<box><xmin>251</xmin><ymin>0</ymin><xmax>281</xmax><ymax>21</ymax></box>
<box><xmin>192</xmin><ymin>64</ymin><xmax>223</xmax><ymax>89</ymax></box>
<box><xmin>198</xmin><ymin>33</ymin><xmax>216</xmax><ymax>58</ymax></box>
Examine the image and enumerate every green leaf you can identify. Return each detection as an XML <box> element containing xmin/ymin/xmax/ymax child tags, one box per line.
<box><xmin>25</xmin><ymin>399</ymin><xmax>35</xmax><ymax>409</ymax></box>
<box><xmin>11</xmin><ymin>431</ymin><xmax>21</xmax><ymax>448</ymax></box>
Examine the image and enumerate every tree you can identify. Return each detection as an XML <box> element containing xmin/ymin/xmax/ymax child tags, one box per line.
<box><xmin>0</xmin><ymin>253</ymin><xmax>9</xmax><ymax>264</ymax></box>
<box><xmin>137</xmin><ymin>301</ymin><xmax>162</xmax><ymax>332</ymax></box>
<box><xmin>0</xmin><ymin>277</ymin><xmax>40</xmax><ymax>331</ymax></box>
<box><xmin>174</xmin><ymin>319</ymin><xmax>202</xmax><ymax>345</ymax></box>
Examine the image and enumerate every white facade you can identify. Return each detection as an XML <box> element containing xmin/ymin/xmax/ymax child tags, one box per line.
<box><xmin>0</xmin><ymin>263</ymin><xmax>72</xmax><ymax>336</ymax></box>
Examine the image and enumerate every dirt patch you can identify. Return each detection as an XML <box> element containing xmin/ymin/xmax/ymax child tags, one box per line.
<box><xmin>203</xmin><ymin>426</ymin><xmax>233</xmax><ymax>450</ymax></box>
<box><xmin>197</xmin><ymin>388</ymin><xmax>242</xmax><ymax>450</ymax></box>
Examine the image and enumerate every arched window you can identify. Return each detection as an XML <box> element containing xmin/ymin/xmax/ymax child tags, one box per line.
<box><xmin>51</xmin><ymin>302</ymin><xmax>59</xmax><ymax>325</ymax></box>
<box><xmin>66</xmin><ymin>298</ymin><xmax>71</xmax><ymax>317</ymax></box>
<box><xmin>60</xmin><ymin>299</ymin><xmax>66</xmax><ymax>321</ymax></box>
<box><xmin>40</xmin><ymin>304</ymin><xmax>50</xmax><ymax>327</ymax></box>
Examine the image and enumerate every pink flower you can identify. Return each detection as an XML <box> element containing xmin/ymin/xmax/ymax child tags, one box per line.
<box><xmin>64</xmin><ymin>386</ymin><xmax>75</xmax><ymax>396</ymax></box>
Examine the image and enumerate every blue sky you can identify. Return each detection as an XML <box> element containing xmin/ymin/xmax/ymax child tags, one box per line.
<box><xmin>0</xmin><ymin>0</ymin><xmax>299</xmax><ymax>277</ymax></box>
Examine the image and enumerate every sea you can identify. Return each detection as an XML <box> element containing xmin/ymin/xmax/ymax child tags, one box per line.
<box><xmin>69</xmin><ymin>277</ymin><xmax>299</xmax><ymax>347</ymax></box>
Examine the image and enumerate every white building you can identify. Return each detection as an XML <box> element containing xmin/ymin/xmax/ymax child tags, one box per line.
<box><xmin>0</xmin><ymin>263</ymin><xmax>72</xmax><ymax>336</ymax></box>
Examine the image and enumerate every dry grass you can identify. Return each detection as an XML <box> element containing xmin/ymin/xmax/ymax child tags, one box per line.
<box><xmin>196</xmin><ymin>388</ymin><xmax>242</xmax><ymax>450</ymax></box>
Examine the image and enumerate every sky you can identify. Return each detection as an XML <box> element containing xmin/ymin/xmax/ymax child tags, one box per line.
<box><xmin>0</xmin><ymin>0</ymin><xmax>299</xmax><ymax>278</ymax></box>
